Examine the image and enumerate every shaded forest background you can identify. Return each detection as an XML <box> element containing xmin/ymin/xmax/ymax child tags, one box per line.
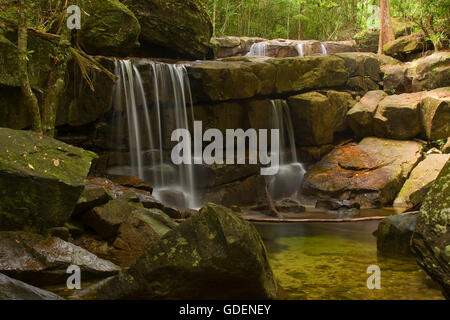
<box><xmin>206</xmin><ymin>0</ymin><xmax>449</xmax><ymax>44</ymax></box>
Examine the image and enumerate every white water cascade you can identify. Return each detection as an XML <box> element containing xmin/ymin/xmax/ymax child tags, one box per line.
<box><xmin>109</xmin><ymin>59</ymin><xmax>198</xmax><ymax>209</ymax></box>
<box><xmin>246</xmin><ymin>42</ymin><xmax>268</xmax><ymax>56</ymax></box>
<box><xmin>266</xmin><ymin>100</ymin><xmax>306</xmax><ymax>200</ymax></box>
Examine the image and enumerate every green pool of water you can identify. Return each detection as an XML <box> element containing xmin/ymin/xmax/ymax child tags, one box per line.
<box><xmin>254</xmin><ymin>221</ymin><xmax>444</xmax><ymax>300</ymax></box>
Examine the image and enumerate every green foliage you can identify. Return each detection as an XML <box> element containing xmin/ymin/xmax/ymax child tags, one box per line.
<box><xmin>208</xmin><ymin>0</ymin><xmax>449</xmax><ymax>44</ymax></box>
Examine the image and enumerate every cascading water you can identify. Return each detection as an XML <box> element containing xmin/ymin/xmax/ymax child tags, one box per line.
<box><xmin>109</xmin><ymin>59</ymin><xmax>197</xmax><ymax>209</ymax></box>
<box><xmin>266</xmin><ymin>100</ymin><xmax>305</xmax><ymax>200</ymax></box>
<box><xmin>320</xmin><ymin>43</ymin><xmax>328</xmax><ymax>55</ymax></box>
<box><xmin>296</xmin><ymin>42</ymin><xmax>305</xmax><ymax>57</ymax></box>
<box><xmin>246</xmin><ymin>42</ymin><xmax>268</xmax><ymax>56</ymax></box>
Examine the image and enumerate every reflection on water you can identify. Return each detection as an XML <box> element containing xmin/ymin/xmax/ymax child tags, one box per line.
<box><xmin>254</xmin><ymin>221</ymin><xmax>444</xmax><ymax>300</ymax></box>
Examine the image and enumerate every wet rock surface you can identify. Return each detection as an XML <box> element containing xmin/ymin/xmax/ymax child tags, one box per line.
<box><xmin>0</xmin><ymin>273</ymin><xmax>63</xmax><ymax>300</ymax></box>
<box><xmin>0</xmin><ymin>231</ymin><xmax>120</xmax><ymax>286</ymax></box>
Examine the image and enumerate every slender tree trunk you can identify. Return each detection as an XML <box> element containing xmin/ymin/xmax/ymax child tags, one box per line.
<box><xmin>212</xmin><ymin>0</ymin><xmax>216</xmax><ymax>37</ymax></box>
<box><xmin>378</xmin><ymin>0</ymin><xmax>395</xmax><ymax>54</ymax></box>
<box><xmin>41</xmin><ymin>2</ymin><xmax>71</xmax><ymax>137</ymax></box>
<box><xmin>18</xmin><ymin>0</ymin><xmax>42</xmax><ymax>134</ymax></box>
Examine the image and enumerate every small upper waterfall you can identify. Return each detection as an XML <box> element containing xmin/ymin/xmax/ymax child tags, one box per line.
<box><xmin>247</xmin><ymin>40</ymin><xmax>329</xmax><ymax>57</ymax></box>
<box><xmin>266</xmin><ymin>100</ymin><xmax>305</xmax><ymax>200</ymax></box>
<box><xmin>109</xmin><ymin>59</ymin><xmax>197</xmax><ymax>209</ymax></box>
<box><xmin>246</xmin><ymin>42</ymin><xmax>268</xmax><ymax>56</ymax></box>
<box><xmin>320</xmin><ymin>43</ymin><xmax>328</xmax><ymax>55</ymax></box>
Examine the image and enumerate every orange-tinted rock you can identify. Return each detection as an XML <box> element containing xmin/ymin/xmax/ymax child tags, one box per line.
<box><xmin>302</xmin><ymin>137</ymin><xmax>423</xmax><ymax>208</ymax></box>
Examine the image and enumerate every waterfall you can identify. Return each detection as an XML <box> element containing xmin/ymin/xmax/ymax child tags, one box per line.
<box><xmin>320</xmin><ymin>43</ymin><xmax>328</xmax><ymax>55</ymax></box>
<box><xmin>266</xmin><ymin>100</ymin><xmax>305</xmax><ymax>200</ymax></box>
<box><xmin>247</xmin><ymin>42</ymin><xmax>268</xmax><ymax>56</ymax></box>
<box><xmin>109</xmin><ymin>59</ymin><xmax>197</xmax><ymax>209</ymax></box>
<box><xmin>296</xmin><ymin>42</ymin><xmax>305</xmax><ymax>57</ymax></box>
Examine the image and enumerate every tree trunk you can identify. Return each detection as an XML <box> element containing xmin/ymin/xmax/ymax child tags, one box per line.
<box><xmin>18</xmin><ymin>0</ymin><xmax>42</xmax><ymax>134</ymax></box>
<box><xmin>212</xmin><ymin>0</ymin><xmax>216</xmax><ymax>37</ymax></box>
<box><xmin>41</xmin><ymin>6</ymin><xmax>71</xmax><ymax>137</ymax></box>
<box><xmin>378</xmin><ymin>0</ymin><xmax>395</xmax><ymax>54</ymax></box>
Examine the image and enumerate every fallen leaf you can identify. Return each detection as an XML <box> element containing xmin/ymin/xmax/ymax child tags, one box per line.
<box><xmin>53</xmin><ymin>159</ymin><xmax>60</xmax><ymax>167</ymax></box>
<box><xmin>27</xmin><ymin>163</ymin><xmax>35</xmax><ymax>170</ymax></box>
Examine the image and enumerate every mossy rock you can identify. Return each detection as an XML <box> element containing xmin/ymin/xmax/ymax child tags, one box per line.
<box><xmin>122</xmin><ymin>0</ymin><xmax>213</xmax><ymax>59</ymax></box>
<box><xmin>411</xmin><ymin>159</ymin><xmax>450</xmax><ymax>298</ymax></box>
<box><xmin>0</xmin><ymin>128</ymin><xmax>97</xmax><ymax>232</ymax></box>
<box><xmin>78</xmin><ymin>0</ymin><xmax>141</xmax><ymax>57</ymax></box>
<box><xmin>75</xmin><ymin>203</ymin><xmax>279</xmax><ymax>299</ymax></box>
<box><xmin>377</xmin><ymin>213</ymin><xmax>417</xmax><ymax>257</ymax></box>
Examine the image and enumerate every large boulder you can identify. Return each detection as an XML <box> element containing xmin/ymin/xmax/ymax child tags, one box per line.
<box><xmin>377</xmin><ymin>213</ymin><xmax>417</xmax><ymax>257</ymax></box>
<box><xmin>0</xmin><ymin>231</ymin><xmax>120</xmax><ymax>286</ymax></box>
<box><xmin>0</xmin><ymin>128</ymin><xmax>97</xmax><ymax>231</ymax></box>
<box><xmin>412</xmin><ymin>52</ymin><xmax>450</xmax><ymax>92</ymax></box>
<box><xmin>187</xmin><ymin>55</ymin><xmax>349</xmax><ymax>103</ymax></box>
<box><xmin>347</xmin><ymin>90</ymin><xmax>388</xmax><ymax>137</ymax></box>
<box><xmin>0</xmin><ymin>273</ymin><xmax>63</xmax><ymax>300</ymax></box>
<box><xmin>395</xmin><ymin>154</ymin><xmax>450</xmax><ymax>208</ymax></box>
<box><xmin>383</xmin><ymin>31</ymin><xmax>433</xmax><ymax>61</ymax></box>
<box><xmin>419</xmin><ymin>87</ymin><xmax>450</xmax><ymax>140</ymax></box>
<box><xmin>78</xmin><ymin>0</ymin><xmax>141</xmax><ymax>56</ymax></box>
<box><xmin>288</xmin><ymin>90</ymin><xmax>355</xmax><ymax>146</ymax></box>
<box><xmin>122</xmin><ymin>0</ymin><xmax>213</xmax><ymax>59</ymax></box>
<box><xmin>334</xmin><ymin>52</ymin><xmax>382</xmax><ymax>93</ymax></box>
<box><xmin>75</xmin><ymin>203</ymin><xmax>279</xmax><ymax>300</ymax></box>
<box><xmin>302</xmin><ymin>137</ymin><xmax>423</xmax><ymax>208</ymax></box>
<box><xmin>411</xmin><ymin>160</ymin><xmax>450</xmax><ymax>299</ymax></box>
<box><xmin>383</xmin><ymin>52</ymin><xmax>450</xmax><ymax>94</ymax></box>
<box><xmin>373</xmin><ymin>92</ymin><xmax>424</xmax><ymax>140</ymax></box>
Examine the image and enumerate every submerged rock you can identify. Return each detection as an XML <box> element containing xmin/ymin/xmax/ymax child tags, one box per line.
<box><xmin>0</xmin><ymin>231</ymin><xmax>120</xmax><ymax>286</ymax></box>
<box><xmin>302</xmin><ymin>137</ymin><xmax>423</xmax><ymax>208</ymax></box>
<box><xmin>0</xmin><ymin>128</ymin><xmax>97</xmax><ymax>231</ymax></box>
<box><xmin>395</xmin><ymin>154</ymin><xmax>450</xmax><ymax>208</ymax></box>
<box><xmin>411</xmin><ymin>160</ymin><xmax>450</xmax><ymax>299</ymax></box>
<box><xmin>377</xmin><ymin>213</ymin><xmax>417</xmax><ymax>257</ymax></box>
<box><xmin>75</xmin><ymin>203</ymin><xmax>279</xmax><ymax>300</ymax></box>
<box><xmin>0</xmin><ymin>273</ymin><xmax>63</xmax><ymax>300</ymax></box>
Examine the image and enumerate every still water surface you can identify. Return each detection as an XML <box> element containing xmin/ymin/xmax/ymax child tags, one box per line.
<box><xmin>254</xmin><ymin>221</ymin><xmax>444</xmax><ymax>300</ymax></box>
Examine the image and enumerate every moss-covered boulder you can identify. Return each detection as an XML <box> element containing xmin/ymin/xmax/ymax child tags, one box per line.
<box><xmin>78</xmin><ymin>0</ymin><xmax>140</xmax><ymax>56</ymax></box>
<box><xmin>74</xmin><ymin>203</ymin><xmax>279</xmax><ymax>299</ymax></box>
<box><xmin>0</xmin><ymin>128</ymin><xmax>97</xmax><ymax>231</ymax></box>
<box><xmin>383</xmin><ymin>31</ymin><xmax>433</xmax><ymax>61</ymax></box>
<box><xmin>377</xmin><ymin>213</ymin><xmax>417</xmax><ymax>257</ymax></box>
<box><xmin>122</xmin><ymin>0</ymin><xmax>213</xmax><ymax>59</ymax></box>
<box><xmin>302</xmin><ymin>138</ymin><xmax>424</xmax><ymax>208</ymax></box>
<box><xmin>411</xmin><ymin>160</ymin><xmax>450</xmax><ymax>299</ymax></box>
<box><xmin>394</xmin><ymin>154</ymin><xmax>450</xmax><ymax>208</ymax></box>
<box><xmin>412</xmin><ymin>52</ymin><xmax>450</xmax><ymax>92</ymax></box>
<box><xmin>288</xmin><ymin>90</ymin><xmax>355</xmax><ymax>146</ymax></box>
